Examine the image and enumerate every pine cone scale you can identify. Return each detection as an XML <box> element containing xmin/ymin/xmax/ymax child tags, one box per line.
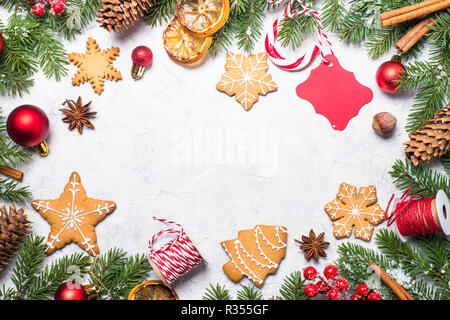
<box><xmin>97</xmin><ymin>0</ymin><xmax>155</xmax><ymax>32</ymax></box>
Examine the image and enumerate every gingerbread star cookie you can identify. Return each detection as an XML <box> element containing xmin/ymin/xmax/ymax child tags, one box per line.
<box><xmin>221</xmin><ymin>225</ymin><xmax>287</xmax><ymax>288</ymax></box>
<box><xmin>31</xmin><ymin>172</ymin><xmax>116</xmax><ymax>256</ymax></box>
<box><xmin>324</xmin><ymin>183</ymin><xmax>385</xmax><ymax>241</ymax></box>
<box><xmin>216</xmin><ymin>52</ymin><xmax>278</xmax><ymax>111</ymax></box>
<box><xmin>68</xmin><ymin>37</ymin><xmax>122</xmax><ymax>95</ymax></box>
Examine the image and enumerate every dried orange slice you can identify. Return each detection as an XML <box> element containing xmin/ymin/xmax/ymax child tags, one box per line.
<box><xmin>163</xmin><ymin>15</ymin><xmax>212</xmax><ymax>65</ymax></box>
<box><xmin>177</xmin><ymin>0</ymin><xmax>229</xmax><ymax>37</ymax></box>
<box><xmin>128</xmin><ymin>280</ymin><xmax>179</xmax><ymax>300</ymax></box>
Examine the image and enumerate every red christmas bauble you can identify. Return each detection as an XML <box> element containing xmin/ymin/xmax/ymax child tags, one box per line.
<box><xmin>7</xmin><ymin>105</ymin><xmax>49</xmax><ymax>147</ymax></box>
<box><xmin>303</xmin><ymin>266</ymin><xmax>317</xmax><ymax>280</ymax></box>
<box><xmin>367</xmin><ymin>291</ymin><xmax>381</xmax><ymax>300</ymax></box>
<box><xmin>304</xmin><ymin>284</ymin><xmax>318</xmax><ymax>298</ymax></box>
<box><xmin>356</xmin><ymin>283</ymin><xmax>369</xmax><ymax>297</ymax></box>
<box><xmin>54</xmin><ymin>282</ymin><xmax>88</xmax><ymax>300</ymax></box>
<box><xmin>323</xmin><ymin>265</ymin><xmax>338</xmax><ymax>280</ymax></box>
<box><xmin>131</xmin><ymin>46</ymin><xmax>153</xmax><ymax>67</ymax></box>
<box><xmin>375</xmin><ymin>60</ymin><xmax>405</xmax><ymax>93</ymax></box>
<box><xmin>327</xmin><ymin>288</ymin><xmax>340</xmax><ymax>300</ymax></box>
<box><xmin>0</xmin><ymin>33</ymin><xmax>4</xmax><ymax>55</ymax></box>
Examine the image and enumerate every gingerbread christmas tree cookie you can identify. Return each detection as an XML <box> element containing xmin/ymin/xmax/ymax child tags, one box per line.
<box><xmin>221</xmin><ymin>225</ymin><xmax>287</xmax><ymax>288</ymax></box>
<box><xmin>216</xmin><ymin>52</ymin><xmax>277</xmax><ymax>111</ymax></box>
<box><xmin>68</xmin><ymin>37</ymin><xmax>122</xmax><ymax>95</ymax></box>
<box><xmin>31</xmin><ymin>172</ymin><xmax>116</xmax><ymax>256</ymax></box>
<box><xmin>324</xmin><ymin>183</ymin><xmax>385</xmax><ymax>241</ymax></box>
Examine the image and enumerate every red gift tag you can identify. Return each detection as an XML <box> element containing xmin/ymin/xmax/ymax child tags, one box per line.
<box><xmin>296</xmin><ymin>54</ymin><xmax>373</xmax><ymax>131</ymax></box>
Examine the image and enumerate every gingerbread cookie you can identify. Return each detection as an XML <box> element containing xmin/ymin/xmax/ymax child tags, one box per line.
<box><xmin>31</xmin><ymin>172</ymin><xmax>116</xmax><ymax>256</ymax></box>
<box><xmin>68</xmin><ymin>37</ymin><xmax>122</xmax><ymax>95</ymax></box>
<box><xmin>324</xmin><ymin>183</ymin><xmax>385</xmax><ymax>241</ymax></box>
<box><xmin>216</xmin><ymin>52</ymin><xmax>278</xmax><ymax>111</ymax></box>
<box><xmin>221</xmin><ymin>225</ymin><xmax>287</xmax><ymax>288</ymax></box>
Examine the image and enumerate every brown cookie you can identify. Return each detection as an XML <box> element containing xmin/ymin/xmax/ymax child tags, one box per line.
<box><xmin>216</xmin><ymin>52</ymin><xmax>278</xmax><ymax>111</ymax></box>
<box><xmin>221</xmin><ymin>225</ymin><xmax>287</xmax><ymax>288</ymax></box>
<box><xmin>324</xmin><ymin>182</ymin><xmax>385</xmax><ymax>241</ymax></box>
<box><xmin>31</xmin><ymin>172</ymin><xmax>116</xmax><ymax>256</ymax></box>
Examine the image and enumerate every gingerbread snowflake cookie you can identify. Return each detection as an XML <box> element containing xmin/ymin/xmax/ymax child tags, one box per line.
<box><xmin>68</xmin><ymin>37</ymin><xmax>122</xmax><ymax>95</ymax></box>
<box><xmin>216</xmin><ymin>52</ymin><xmax>277</xmax><ymax>111</ymax></box>
<box><xmin>324</xmin><ymin>183</ymin><xmax>385</xmax><ymax>241</ymax></box>
<box><xmin>31</xmin><ymin>172</ymin><xmax>116</xmax><ymax>256</ymax></box>
<box><xmin>221</xmin><ymin>225</ymin><xmax>287</xmax><ymax>288</ymax></box>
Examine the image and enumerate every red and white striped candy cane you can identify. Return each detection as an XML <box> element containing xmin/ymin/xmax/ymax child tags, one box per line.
<box><xmin>265</xmin><ymin>0</ymin><xmax>334</xmax><ymax>71</ymax></box>
<box><xmin>148</xmin><ymin>217</ymin><xmax>203</xmax><ymax>285</ymax></box>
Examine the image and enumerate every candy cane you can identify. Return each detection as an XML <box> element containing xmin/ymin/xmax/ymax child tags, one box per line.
<box><xmin>148</xmin><ymin>217</ymin><xmax>203</xmax><ymax>285</ymax></box>
<box><xmin>264</xmin><ymin>0</ymin><xmax>333</xmax><ymax>71</ymax></box>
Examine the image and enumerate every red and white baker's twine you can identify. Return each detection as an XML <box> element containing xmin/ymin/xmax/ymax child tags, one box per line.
<box><xmin>148</xmin><ymin>217</ymin><xmax>203</xmax><ymax>285</ymax></box>
<box><xmin>264</xmin><ymin>0</ymin><xmax>334</xmax><ymax>70</ymax></box>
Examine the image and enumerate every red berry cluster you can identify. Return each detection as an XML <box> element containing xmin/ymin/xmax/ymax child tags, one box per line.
<box><xmin>303</xmin><ymin>265</ymin><xmax>381</xmax><ymax>300</ymax></box>
<box><xmin>27</xmin><ymin>0</ymin><xmax>67</xmax><ymax>17</ymax></box>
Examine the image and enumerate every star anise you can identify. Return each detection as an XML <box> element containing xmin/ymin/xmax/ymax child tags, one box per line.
<box><xmin>295</xmin><ymin>229</ymin><xmax>330</xmax><ymax>261</ymax></box>
<box><xmin>60</xmin><ymin>97</ymin><xmax>97</xmax><ymax>134</ymax></box>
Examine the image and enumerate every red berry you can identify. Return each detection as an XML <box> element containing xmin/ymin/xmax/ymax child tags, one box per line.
<box><xmin>367</xmin><ymin>291</ymin><xmax>381</xmax><ymax>300</ymax></box>
<box><xmin>316</xmin><ymin>280</ymin><xmax>328</xmax><ymax>293</ymax></box>
<box><xmin>51</xmin><ymin>1</ymin><xmax>65</xmax><ymax>15</ymax></box>
<box><xmin>335</xmin><ymin>278</ymin><xmax>349</xmax><ymax>292</ymax></box>
<box><xmin>327</xmin><ymin>288</ymin><xmax>340</xmax><ymax>300</ymax></box>
<box><xmin>32</xmin><ymin>3</ymin><xmax>45</xmax><ymax>16</ymax></box>
<box><xmin>350</xmin><ymin>294</ymin><xmax>361</xmax><ymax>300</ymax></box>
<box><xmin>303</xmin><ymin>266</ymin><xmax>317</xmax><ymax>280</ymax></box>
<box><xmin>304</xmin><ymin>284</ymin><xmax>318</xmax><ymax>298</ymax></box>
<box><xmin>356</xmin><ymin>284</ymin><xmax>369</xmax><ymax>297</ymax></box>
<box><xmin>323</xmin><ymin>265</ymin><xmax>338</xmax><ymax>280</ymax></box>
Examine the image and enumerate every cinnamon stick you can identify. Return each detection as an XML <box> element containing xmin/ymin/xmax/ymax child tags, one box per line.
<box><xmin>395</xmin><ymin>16</ymin><xmax>436</xmax><ymax>53</ymax></box>
<box><xmin>380</xmin><ymin>0</ymin><xmax>450</xmax><ymax>27</ymax></box>
<box><xmin>0</xmin><ymin>166</ymin><xmax>23</xmax><ymax>181</ymax></box>
<box><xmin>368</xmin><ymin>262</ymin><xmax>415</xmax><ymax>300</ymax></box>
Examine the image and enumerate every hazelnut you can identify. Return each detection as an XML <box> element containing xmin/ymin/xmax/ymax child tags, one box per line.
<box><xmin>372</xmin><ymin>112</ymin><xmax>397</xmax><ymax>137</ymax></box>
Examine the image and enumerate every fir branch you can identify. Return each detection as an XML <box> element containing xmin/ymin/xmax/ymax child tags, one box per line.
<box><xmin>276</xmin><ymin>270</ymin><xmax>307</xmax><ymax>300</ymax></box>
<box><xmin>441</xmin><ymin>153</ymin><xmax>450</xmax><ymax>176</ymax></box>
<box><xmin>365</xmin><ymin>26</ymin><xmax>399</xmax><ymax>58</ymax></box>
<box><xmin>277</xmin><ymin>10</ymin><xmax>320</xmax><ymax>49</ymax></box>
<box><xmin>89</xmin><ymin>248</ymin><xmax>151</xmax><ymax>300</ymax></box>
<box><xmin>202</xmin><ymin>283</ymin><xmax>232</xmax><ymax>300</ymax></box>
<box><xmin>25</xmin><ymin>253</ymin><xmax>91</xmax><ymax>300</ymax></box>
<box><xmin>236</xmin><ymin>285</ymin><xmax>263</xmax><ymax>300</ymax></box>
<box><xmin>10</xmin><ymin>235</ymin><xmax>47</xmax><ymax>299</ymax></box>
<box><xmin>389</xmin><ymin>158</ymin><xmax>450</xmax><ymax>198</ymax></box>
<box><xmin>233</xmin><ymin>0</ymin><xmax>265</xmax><ymax>53</ymax></box>
<box><xmin>322</xmin><ymin>0</ymin><xmax>347</xmax><ymax>33</ymax></box>
<box><xmin>209</xmin><ymin>17</ymin><xmax>235</xmax><ymax>55</ymax></box>
<box><xmin>143</xmin><ymin>0</ymin><xmax>178</xmax><ymax>26</ymax></box>
<box><xmin>0</xmin><ymin>177</ymin><xmax>31</xmax><ymax>202</ymax></box>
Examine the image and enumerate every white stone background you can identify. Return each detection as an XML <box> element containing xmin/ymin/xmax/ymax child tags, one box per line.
<box><xmin>0</xmin><ymin>5</ymin><xmax>439</xmax><ymax>300</ymax></box>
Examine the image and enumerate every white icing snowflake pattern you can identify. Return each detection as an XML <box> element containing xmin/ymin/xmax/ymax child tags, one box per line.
<box><xmin>32</xmin><ymin>172</ymin><xmax>116</xmax><ymax>256</ymax></box>
<box><xmin>324</xmin><ymin>183</ymin><xmax>385</xmax><ymax>241</ymax></box>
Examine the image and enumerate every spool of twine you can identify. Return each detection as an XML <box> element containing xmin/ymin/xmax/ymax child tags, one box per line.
<box><xmin>148</xmin><ymin>217</ymin><xmax>204</xmax><ymax>286</ymax></box>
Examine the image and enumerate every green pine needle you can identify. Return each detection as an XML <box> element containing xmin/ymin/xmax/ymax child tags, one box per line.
<box><xmin>276</xmin><ymin>270</ymin><xmax>307</xmax><ymax>300</ymax></box>
<box><xmin>236</xmin><ymin>285</ymin><xmax>263</xmax><ymax>300</ymax></box>
<box><xmin>202</xmin><ymin>283</ymin><xmax>232</xmax><ymax>300</ymax></box>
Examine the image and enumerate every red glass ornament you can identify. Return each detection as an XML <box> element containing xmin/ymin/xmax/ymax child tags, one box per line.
<box><xmin>131</xmin><ymin>46</ymin><xmax>153</xmax><ymax>80</ymax></box>
<box><xmin>7</xmin><ymin>105</ymin><xmax>49</xmax><ymax>156</ymax></box>
<box><xmin>304</xmin><ymin>284</ymin><xmax>318</xmax><ymax>298</ymax></box>
<box><xmin>327</xmin><ymin>288</ymin><xmax>340</xmax><ymax>300</ymax></box>
<box><xmin>375</xmin><ymin>59</ymin><xmax>406</xmax><ymax>93</ymax></box>
<box><xmin>54</xmin><ymin>282</ymin><xmax>88</xmax><ymax>300</ymax></box>
<box><xmin>335</xmin><ymin>278</ymin><xmax>349</xmax><ymax>292</ymax></box>
<box><xmin>356</xmin><ymin>283</ymin><xmax>369</xmax><ymax>297</ymax></box>
<box><xmin>323</xmin><ymin>265</ymin><xmax>338</xmax><ymax>280</ymax></box>
<box><xmin>32</xmin><ymin>3</ymin><xmax>46</xmax><ymax>16</ymax></box>
<box><xmin>367</xmin><ymin>291</ymin><xmax>381</xmax><ymax>300</ymax></box>
<box><xmin>303</xmin><ymin>266</ymin><xmax>317</xmax><ymax>280</ymax></box>
<box><xmin>0</xmin><ymin>33</ymin><xmax>4</xmax><ymax>55</ymax></box>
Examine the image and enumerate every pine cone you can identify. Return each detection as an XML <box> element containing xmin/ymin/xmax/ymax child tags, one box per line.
<box><xmin>404</xmin><ymin>106</ymin><xmax>450</xmax><ymax>166</ymax></box>
<box><xmin>0</xmin><ymin>204</ymin><xmax>31</xmax><ymax>271</ymax></box>
<box><xmin>97</xmin><ymin>0</ymin><xmax>155</xmax><ymax>32</ymax></box>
